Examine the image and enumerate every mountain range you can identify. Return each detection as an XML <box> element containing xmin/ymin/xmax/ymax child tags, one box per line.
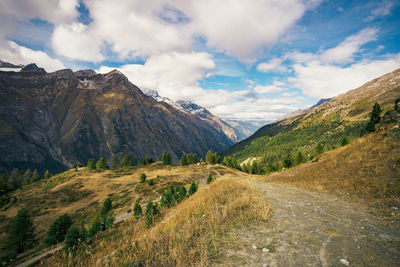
<box><xmin>0</xmin><ymin>63</ymin><xmax>235</xmax><ymax>173</ymax></box>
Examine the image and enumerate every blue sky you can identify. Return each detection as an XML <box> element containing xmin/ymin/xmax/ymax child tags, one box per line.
<box><xmin>0</xmin><ymin>0</ymin><xmax>399</xmax><ymax>122</ymax></box>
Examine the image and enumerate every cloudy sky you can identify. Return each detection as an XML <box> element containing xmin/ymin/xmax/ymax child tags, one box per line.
<box><xmin>1</xmin><ymin>0</ymin><xmax>399</xmax><ymax>122</ymax></box>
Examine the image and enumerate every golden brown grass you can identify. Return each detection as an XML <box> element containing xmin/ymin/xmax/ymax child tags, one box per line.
<box><xmin>0</xmin><ymin>164</ymin><xmax>223</xmax><ymax>261</ymax></box>
<box><xmin>263</xmin><ymin>124</ymin><xmax>400</xmax><ymax>208</ymax></box>
<box><xmin>42</xmin><ymin>176</ymin><xmax>270</xmax><ymax>266</ymax></box>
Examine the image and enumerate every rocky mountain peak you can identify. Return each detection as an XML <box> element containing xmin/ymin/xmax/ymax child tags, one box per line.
<box><xmin>21</xmin><ymin>63</ymin><xmax>46</xmax><ymax>73</ymax></box>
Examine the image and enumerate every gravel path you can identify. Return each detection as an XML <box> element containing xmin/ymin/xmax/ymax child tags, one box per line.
<box><xmin>228</xmin><ymin>180</ymin><xmax>400</xmax><ymax>267</ymax></box>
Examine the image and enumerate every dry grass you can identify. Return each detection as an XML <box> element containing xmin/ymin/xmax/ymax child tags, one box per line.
<box><xmin>42</xmin><ymin>176</ymin><xmax>270</xmax><ymax>266</ymax></box>
<box><xmin>0</xmin><ymin>164</ymin><xmax>223</xmax><ymax>260</ymax></box>
<box><xmin>263</xmin><ymin>124</ymin><xmax>400</xmax><ymax>208</ymax></box>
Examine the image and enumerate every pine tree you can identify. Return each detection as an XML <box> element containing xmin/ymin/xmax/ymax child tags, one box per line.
<box><xmin>370</xmin><ymin>102</ymin><xmax>382</xmax><ymax>124</ymax></box>
<box><xmin>88</xmin><ymin>215</ymin><xmax>101</xmax><ymax>238</ymax></box>
<box><xmin>87</xmin><ymin>159</ymin><xmax>96</xmax><ymax>170</ymax></box>
<box><xmin>31</xmin><ymin>169</ymin><xmax>41</xmax><ymax>182</ymax></box>
<box><xmin>134</xmin><ymin>201</ymin><xmax>142</xmax><ymax>218</ymax></box>
<box><xmin>101</xmin><ymin>198</ymin><xmax>112</xmax><ymax>217</ymax></box>
<box><xmin>251</xmin><ymin>161</ymin><xmax>259</xmax><ymax>174</ymax></box>
<box><xmin>121</xmin><ymin>154</ymin><xmax>133</xmax><ymax>167</ymax></box>
<box><xmin>179</xmin><ymin>154</ymin><xmax>187</xmax><ymax>166</ymax></box>
<box><xmin>23</xmin><ymin>169</ymin><xmax>32</xmax><ymax>185</ymax></box>
<box><xmin>188</xmin><ymin>182</ymin><xmax>198</xmax><ymax>196</ymax></box>
<box><xmin>64</xmin><ymin>226</ymin><xmax>80</xmax><ymax>255</ymax></box>
<box><xmin>8</xmin><ymin>208</ymin><xmax>35</xmax><ymax>253</ymax></box>
<box><xmin>212</xmin><ymin>152</ymin><xmax>220</xmax><ymax>164</ymax></box>
<box><xmin>45</xmin><ymin>214</ymin><xmax>73</xmax><ymax>246</ymax></box>
<box><xmin>205</xmin><ymin>150</ymin><xmax>213</xmax><ymax>163</ymax></box>
<box><xmin>143</xmin><ymin>155</ymin><xmax>152</xmax><ymax>165</ymax></box>
<box><xmin>44</xmin><ymin>170</ymin><xmax>51</xmax><ymax>179</ymax></box>
<box><xmin>178</xmin><ymin>186</ymin><xmax>187</xmax><ymax>201</ymax></box>
<box><xmin>96</xmin><ymin>157</ymin><xmax>109</xmax><ymax>170</ymax></box>
<box><xmin>8</xmin><ymin>168</ymin><xmax>22</xmax><ymax>189</ymax></box>
<box><xmin>192</xmin><ymin>153</ymin><xmax>198</xmax><ymax>164</ymax></box>
<box><xmin>140</xmin><ymin>173</ymin><xmax>147</xmax><ymax>183</ymax></box>
<box><xmin>111</xmin><ymin>156</ymin><xmax>120</xmax><ymax>169</ymax></box>
<box><xmin>145</xmin><ymin>201</ymin><xmax>159</xmax><ymax>228</ymax></box>
<box><xmin>186</xmin><ymin>153</ymin><xmax>192</xmax><ymax>164</ymax></box>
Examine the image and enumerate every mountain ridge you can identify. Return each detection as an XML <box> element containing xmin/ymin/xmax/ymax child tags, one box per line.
<box><xmin>0</xmin><ymin>64</ymin><xmax>234</xmax><ymax>173</ymax></box>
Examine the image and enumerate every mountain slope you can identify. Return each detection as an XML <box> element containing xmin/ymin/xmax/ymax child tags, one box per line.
<box><xmin>223</xmin><ymin>69</ymin><xmax>400</xmax><ymax>168</ymax></box>
<box><xmin>0</xmin><ymin>66</ymin><xmax>234</xmax><ymax>173</ymax></box>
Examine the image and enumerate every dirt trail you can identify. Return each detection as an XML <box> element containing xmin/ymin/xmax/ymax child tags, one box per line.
<box><xmin>228</xmin><ymin>180</ymin><xmax>400</xmax><ymax>267</ymax></box>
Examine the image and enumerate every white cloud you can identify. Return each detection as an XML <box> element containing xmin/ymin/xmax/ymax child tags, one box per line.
<box><xmin>52</xmin><ymin>23</ymin><xmax>104</xmax><ymax>62</ymax></box>
<box><xmin>254</xmin><ymin>80</ymin><xmax>287</xmax><ymax>93</ymax></box>
<box><xmin>366</xmin><ymin>1</ymin><xmax>396</xmax><ymax>22</ymax></box>
<box><xmin>256</xmin><ymin>58</ymin><xmax>287</xmax><ymax>73</ymax></box>
<box><xmin>178</xmin><ymin>0</ymin><xmax>310</xmax><ymax>61</ymax></box>
<box><xmin>320</xmin><ymin>28</ymin><xmax>378</xmax><ymax>64</ymax></box>
<box><xmin>0</xmin><ymin>41</ymin><xmax>65</xmax><ymax>72</ymax></box>
<box><xmin>290</xmin><ymin>54</ymin><xmax>400</xmax><ymax>98</ymax></box>
<box><xmin>0</xmin><ymin>0</ymin><xmax>78</xmax><ymax>25</ymax></box>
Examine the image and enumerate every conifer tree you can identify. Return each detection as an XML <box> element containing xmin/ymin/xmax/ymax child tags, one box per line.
<box><xmin>192</xmin><ymin>153</ymin><xmax>198</xmax><ymax>164</ymax></box>
<box><xmin>121</xmin><ymin>154</ymin><xmax>133</xmax><ymax>167</ymax></box>
<box><xmin>87</xmin><ymin>159</ymin><xmax>96</xmax><ymax>170</ymax></box>
<box><xmin>370</xmin><ymin>102</ymin><xmax>382</xmax><ymax>124</ymax></box>
<box><xmin>179</xmin><ymin>154</ymin><xmax>188</xmax><ymax>166</ymax></box>
<box><xmin>188</xmin><ymin>182</ymin><xmax>198</xmax><ymax>196</ymax></box>
<box><xmin>64</xmin><ymin>226</ymin><xmax>81</xmax><ymax>255</ymax></box>
<box><xmin>96</xmin><ymin>157</ymin><xmax>109</xmax><ymax>170</ymax></box>
<box><xmin>111</xmin><ymin>156</ymin><xmax>120</xmax><ymax>169</ymax></box>
<box><xmin>44</xmin><ymin>170</ymin><xmax>51</xmax><ymax>179</ymax></box>
<box><xmin>134</xmin><ymin>201</ymin><xmax>142</xmax><ymax>218</ymax></box>
<box><xmin>140</xmin><ymin>173</ymin><xmax>147</xmax><ymax>183</ymax></box>
<box><xmin>101</xmin><ymin>198</ymin><xmax>112</xmax><ymax>217</ymax></box>
<box><xmin>316</xmin><ymin>143</ymin><xmax>324</xmax><ymax>154</ymax></box>
<box><xmin>8</xmin><ymin>208</ymin><xmax>35</xmax><ymax>253</ymax></box>
<box><xmin>186</xmin><ymin>153</ymin><xmax>192</xmax><ymax>164</ymax></box>
<box><xmin>45</xmin><ymin>213</ymin><xmax>72</xmax><ymax>246</ymax></box>
<box><xmin>205</xmin><ymin>150</ymin><xmax>213</xmax><ymax>163</ymax></box>
<box><xmin>23</xmin><ymin>169</ymin><xmax>32</xmax><ymax>185</ymax></box>
<box><xmin>31</xmin><ymin>169</ymin><xmax>41</xmax><ymax>182</ymax></box>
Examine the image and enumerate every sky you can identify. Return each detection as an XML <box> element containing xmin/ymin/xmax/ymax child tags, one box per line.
<box><xmin>0</xmin><ymin>0</ymin><xmax>399</xmax><ymax>122</ymax></box>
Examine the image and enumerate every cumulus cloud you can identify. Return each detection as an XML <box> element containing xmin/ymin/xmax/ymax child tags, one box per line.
<box><xmin>254</xmin><ymin>80</ymin><xmax>287</xmax><ymax>93</ymax></box>
<box><xmin>0</xmin><ymin>0</ymin><xmax>78</xmax><ymax>25</ymax></box>
<box><xmin>0</xmin><ymin>41</ymin><xmax>65</xmax><ymax>72</ymax></box>
<box><xmin>52</xmin><ymin>23</ymin><xmax>104</xmax><ymax>62</ymax></box>
<box><xmin>290</xmin><ymin>54</ymin><xmax>400</xmax><ymax>98</ymax></box>
<box><xmin>256</xmin><ymin>58</ymin><xmax>287</xmax><ymax>73</ymax></box>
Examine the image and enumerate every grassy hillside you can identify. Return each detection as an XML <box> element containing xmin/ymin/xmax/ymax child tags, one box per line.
<box><xmin>41</xmin><ymin>176</ymin><xmax>269</xmax><ymax>266</ymax></box>
<box><xmin>262</xmin><ymin>123</ymin><xmax>400</xmax><ymax>209</ymax></box>
<box><xmin>0</xmin><ymin>163</ymin><xmax>269</xmax><ymax>265</ymax></box>
<box><xmin>223</xmin><ymin>69</ymin><xmax>400</xmax><ymax>173</ymax></box>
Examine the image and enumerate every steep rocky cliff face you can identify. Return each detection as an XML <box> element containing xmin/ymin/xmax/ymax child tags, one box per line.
<box><xmin>0</xmin><ymin>66</ymin><xmax>234</xmax><ymax>173</ymax></box>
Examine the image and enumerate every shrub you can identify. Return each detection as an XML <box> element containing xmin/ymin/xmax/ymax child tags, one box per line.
<box><xmin>341</xmin><ymin>137</ymin><xmax>349</xmax><ymax>146</ymax></box>
<box><xmin>179</xmin><ymin>154</ymin><xmax>188</xmax><ymax>166</ymax></box>
<box><xmin>295</xmin><ymin>151</ymin><xmax>304</xmax><ymax>165</ymax></box>
<box><xmin>178</xmin><ymin>186</ymin><xmax>187</xmax><ymax>201</ymax></box>
<box><xmin>316</xmin><ymin>143</ymin><xmax>324</xmax><ymax>154</ymax></box>
<box><xmin>148</xmin><ymin>179</ymin><xmax>154</xmax><ymax>186</ymax></box>
<box><xmin>88</xmin><ymin>215</ymin><xmax>101</xmax><ymax>238</ymax></box>
<box><xmin>140</xmin><ymin>173</ymin><xmax>147</xmax><ymax>183</ymax></box>
<box><xmin>188</xmin><ymin>182</ymin><xmax>198</xmax><ymax>196</ymax></box>
<box><xmin>101</xmin><ymin>198</ymin><xmax>112</xmax><ymax>217</ymax></box>
<box><xmin>207</xmin><ymin>174</ymin><xmax>213</xmax><ymax>184</ymax></box>
<box><xmin>134</xmin><ymin>201</ymin><xmax>142</xmax><ymax>218</ymax></box>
